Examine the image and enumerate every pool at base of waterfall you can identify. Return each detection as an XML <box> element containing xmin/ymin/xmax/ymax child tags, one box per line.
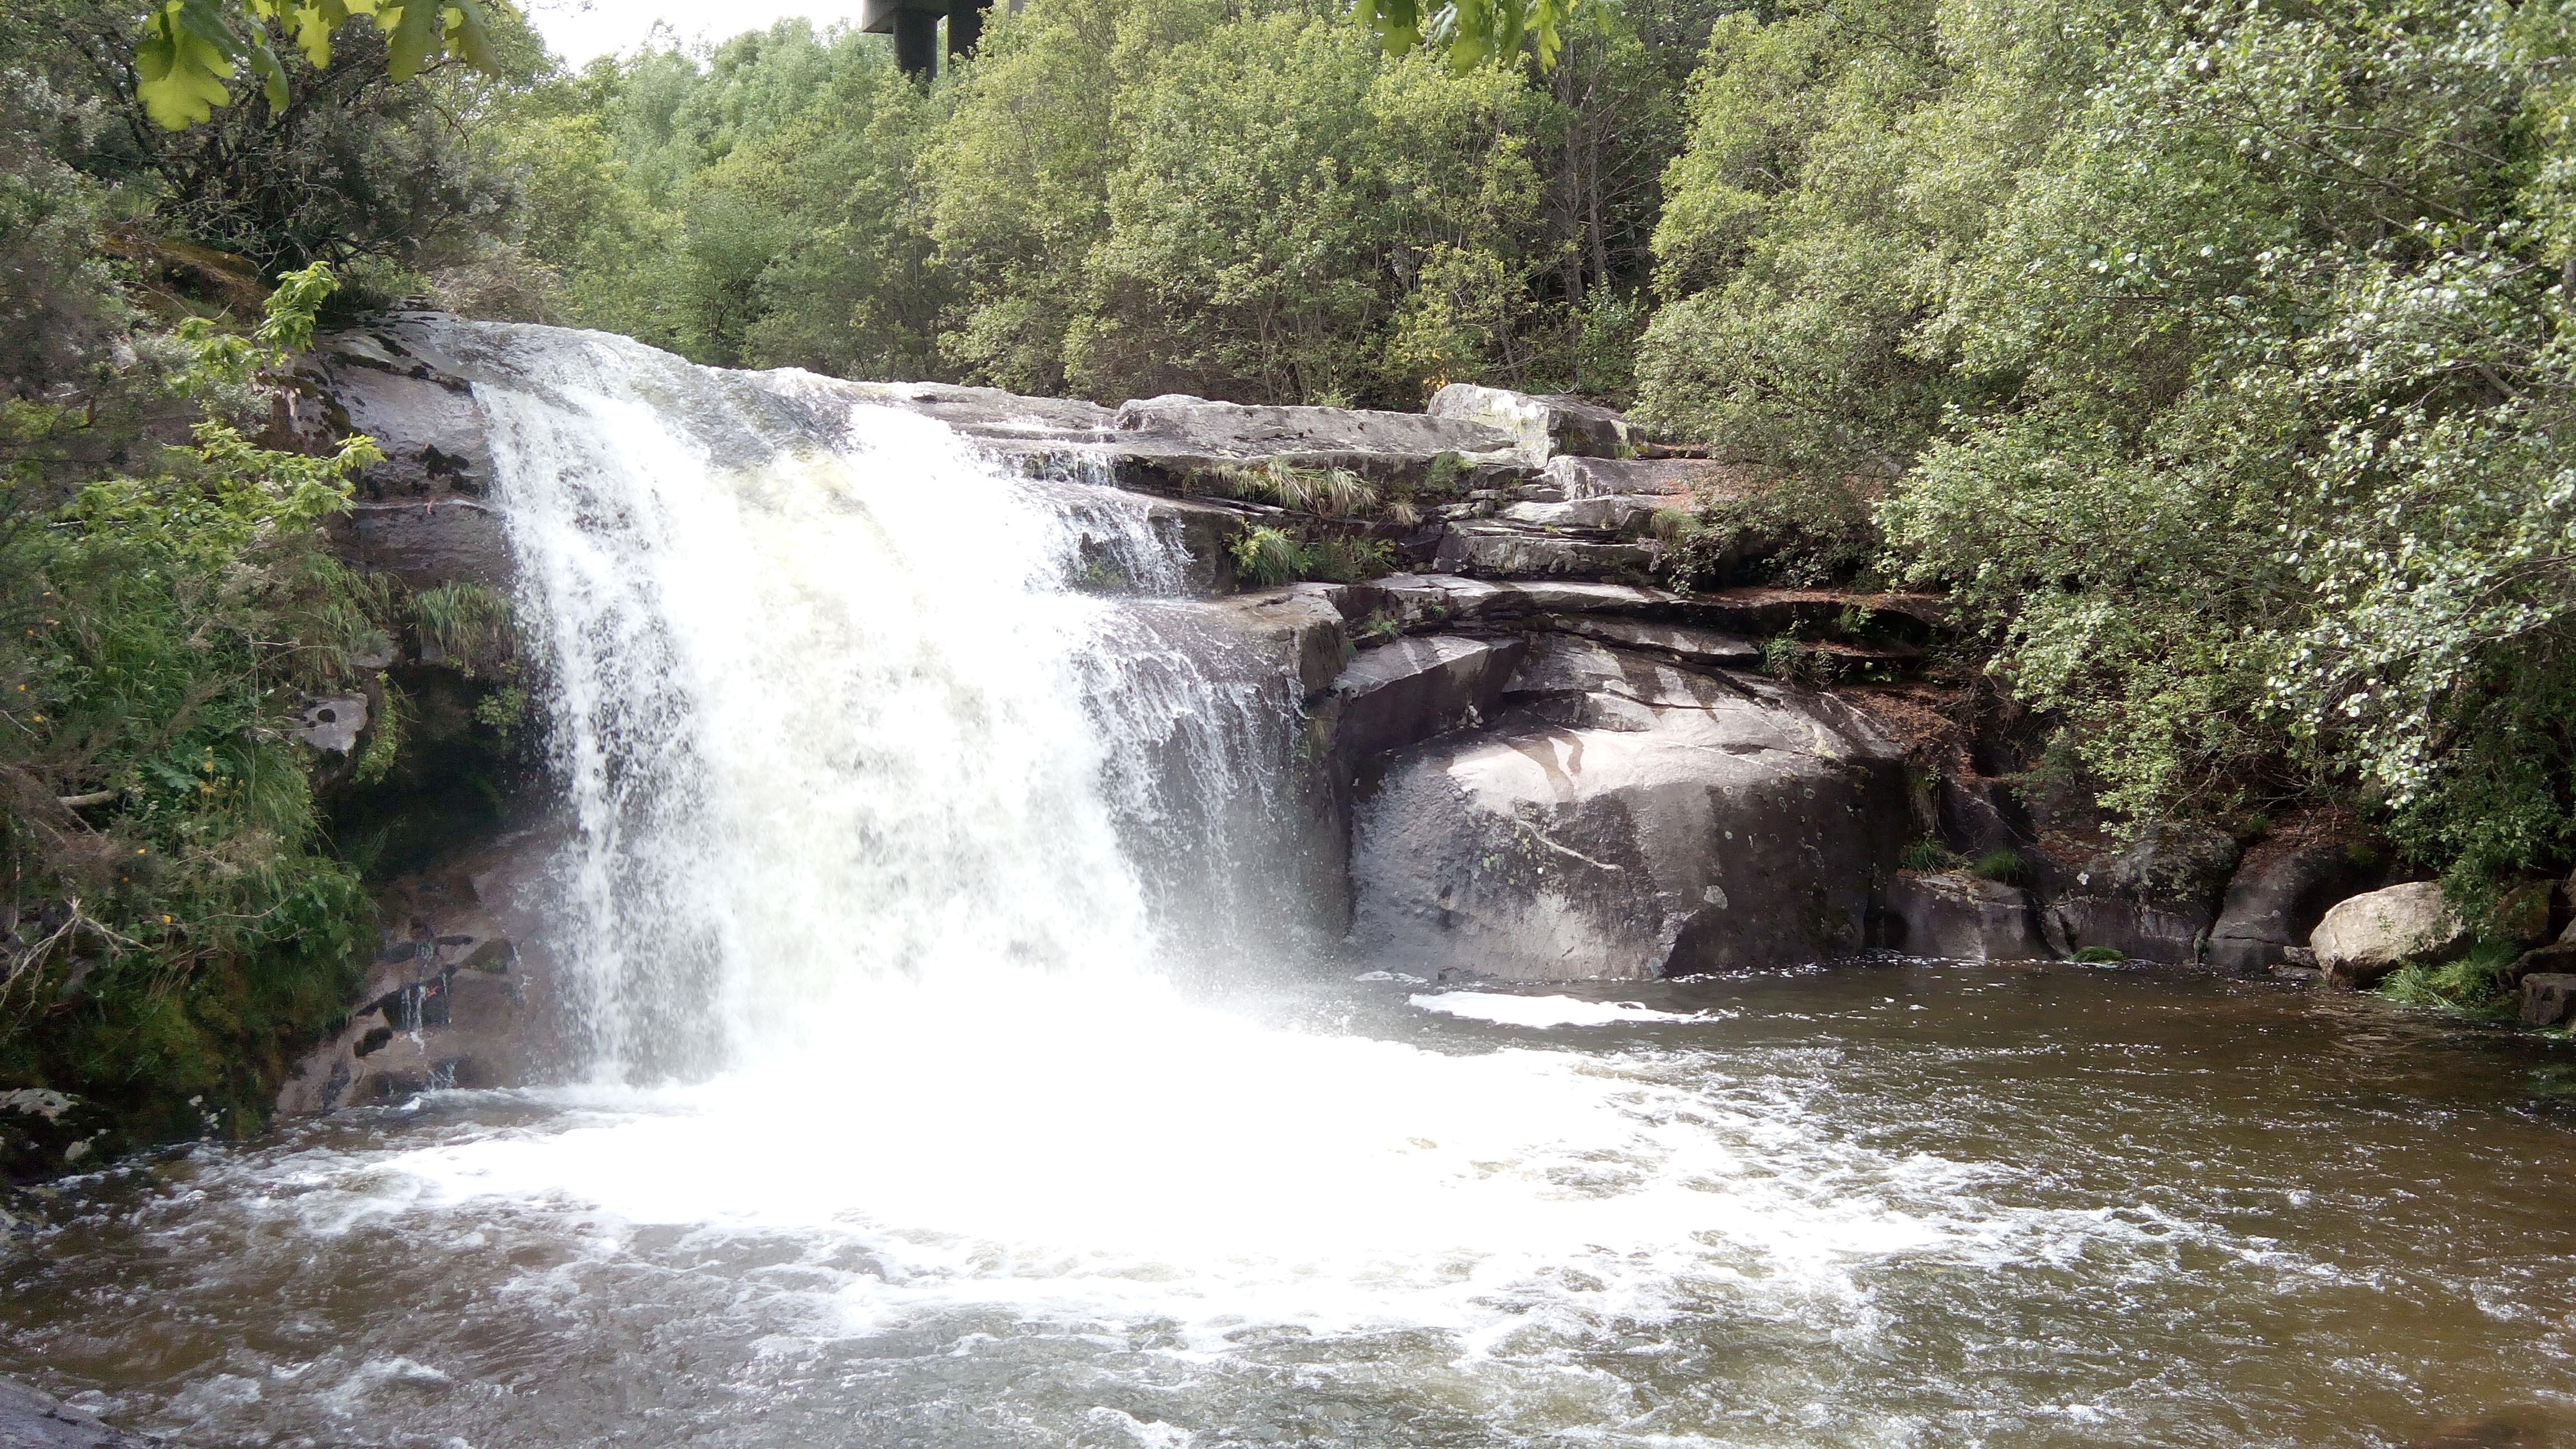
<box><xmin>5</xmin><ymin>959</ymin><xmax>2574</xmax><ymax>1449</ymax></box>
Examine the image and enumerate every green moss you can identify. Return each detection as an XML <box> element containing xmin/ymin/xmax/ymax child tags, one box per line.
<box><xmin>2071</xmin><ymin>946</ymin><xmax>2128</xmax><ymax>964</ymax></box>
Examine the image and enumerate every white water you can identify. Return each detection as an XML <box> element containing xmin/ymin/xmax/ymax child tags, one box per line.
<box><xmin>288</xmin><ymin>325</ymin><xmax>2290</xmax><ymax>1437</ymax></box>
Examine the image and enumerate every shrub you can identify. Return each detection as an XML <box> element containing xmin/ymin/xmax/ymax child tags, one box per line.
<box><xmin>1972</xmin><ymin>848</ymin><xmax>2029</xmax><ymax>886</ymax></box>
<box><xmin>2375</xmin><ymin>943</ymin><xmax>2522</xmax><ymax>1020</ymax></box>
<box><xmin>1900</xmin><ymin>838</ymin><xmax>1961</xmax><ymax>872</ymax></box>
<box><xmin>1229</xmin><ymin>526</ymin><xmax>1305</xmax><ymax>588</ymax></box>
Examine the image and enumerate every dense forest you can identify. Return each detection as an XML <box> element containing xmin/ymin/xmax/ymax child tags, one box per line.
<box><xmin>6</xmin><ymin>0</ymin><xmax>2576</xmax><ymax>1157</ymax></box>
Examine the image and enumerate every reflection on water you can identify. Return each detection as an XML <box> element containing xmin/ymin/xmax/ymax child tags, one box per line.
<box><xmin>5</xmin><ymin>960</ymin><xmax>2573</xmax><ymax>1449</ymax></box>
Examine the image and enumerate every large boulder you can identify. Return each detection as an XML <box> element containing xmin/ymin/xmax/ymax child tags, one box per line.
<box><xmin>1427</xmin><ymin>383</ymin><xmax>1638</xmax><ymax>463</ymax></box>
<box><xmin>2043</xmin><ymin>823</ymin><xmax>2240</xmax><ymax>964</ymax></box>
<box><xmin>2522</xmin><ymin>973</ymin><xmax>2576</xmax><ymax>1027</ymax></box>
<box><xmin>1350</xmin><ymin>640</ymin><xmax>1910</xmax><ymax>981</ymax></box>
<box><xmin>2310</xmin><ymin>881</ymin><xmax>2469</xmax><ymax>988</ymax></box>
<box><xmin>2206</xmin><ymin>841</ymin><xmax>2384</xmax><ymax>974</ymax></box>
<box><xmin>1880</xmin><ymin>871</ymin><xmax>2051</xmax><ymax>961</ymax></box>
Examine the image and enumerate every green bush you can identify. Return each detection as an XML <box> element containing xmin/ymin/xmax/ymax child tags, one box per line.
<box><xmin>1900</xmin><ymin>838</ymin><xmax>1961</xmax><ymax>872</ymax></box>
<box><xmin>1972</xmin><ymin>848</ymin><xmax>2029</xmax><ymax>886</ymax></box>
<box><xmin>2375</xmin><ymin>943</ymin><xmax>2523</xmax><ymax>1020</ymax></box>
<box><xmin>2</xmin><ymin>267</ymin><xmax>391</xmax><ymax>1171</ymax></box>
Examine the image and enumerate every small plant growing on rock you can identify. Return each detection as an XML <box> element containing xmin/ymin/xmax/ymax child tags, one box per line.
<box><xmin>1900</xmin><ymin>839</ymin><xmax>1961</xmax><ymax>872</ymax></box>
<box><xmin>1230</xmin><ymin>526</ymin><xmax>1305</xmax><ymax>588</ymax></box>
<box><xmin>2376</xmin><ymin>942</ymin><xmax>2520</xmax><ymax>1019</ymax></box>
<box><xmin>1973</xmin><ymin>848</ymin><xmax>2030</xmax><ymax>885</ymax></box>
<box><xmin>2072</xmin><ymin>946</ymin><xmax>2128</xmax><ymax>964</ymax></box>
<box><xmin>414</xmin><ymin>583</ymin><xmax>514</xmax><ymax>676</ymax></box>
<box><xmin>1303</xmin><ymin>534</ymin><xmax>1397</xmax><ymax>584</ymax></box>
<box><xmin>1229</xmin><ymin>460</ymin><xmax>1379</xmax><ymax>518</ymax></box>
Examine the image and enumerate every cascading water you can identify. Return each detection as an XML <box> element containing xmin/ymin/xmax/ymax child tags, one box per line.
<box><xmin>467</xmin><ymin>324</ymin><xmax>1287</xmax><ymax>1078</ymax></box>
<box><xmin>5</xmin><ymin>325</ymin><xmax>2569</xmax><ymax>1449</ymax></box>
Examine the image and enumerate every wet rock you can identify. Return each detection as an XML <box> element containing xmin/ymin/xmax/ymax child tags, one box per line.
<box><xmin>341</xmin><ymin>498</ymin><xmax>513</xmax><ymax>590</ymax></box>
<box><xmin>305</xmin><ymin>324</ymin><xmax>491</xmax><ymax>496</ymax></box>
<box><xmin>1427</xmin><ymin>383</ymin><xmax>1638</xmax><ymax>462</ymax></box>
<box><xmin>294</xmin><ymin>694</ymin><xmax>370</xmax><ymax>755</ymax></box>
<box><xmin>306</xmin><ymin>323</ymin><xmax>514</xmax><ymax>592</ymax></box>
<box><xmin>2521</xmin><ymin>973</ymin><xmax>2576</xmax><ymax>1027</ymax></box>
<box><xmin>0</xmin><ymin>1377</ymin><xmax>159</xmax><ymax>1447</ymax></box>
<box><xmin>2311</xmin><ymin>881</ymin><xmax>2468</xmax><ymax>989</ymax></box>
<box><xmin>2206</xmin><ymin>842</ymin><xmax>2382</xmax><ymax>974</ymax></box>
<box><xmin>1351</xmin><ymin>652</ymin><xmax>1909</xmax><ymax>981</ymax></box>
<box><xmin>1879</xmin><ymin>871</ymin><xmax>2050</xmax><ymax>961</ymax></box>
<box><xmin>1204</xmin><ymin>586</ymin><xmax>1353</xmax><ymax>699</ymax></box>
<box><xmin>1328</xmin><ymin>635</ymin><xmax>1525</xmax><ymax>761</ymax></box>
<box><xmin>1430</xmin><ymin>522</ymin><xmax>1656</xmax><ymax>579</ymax></box>
<box><xmin>277</xmin><ymin>826</ymin><xmax>565</xmax><ymax>1116</ymax></box>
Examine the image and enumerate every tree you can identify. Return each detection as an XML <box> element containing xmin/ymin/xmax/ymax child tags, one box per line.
<box><xmin>135</xmin><ymin>0</ymin><xmax>506</xmax><ymax>129</ymax></box>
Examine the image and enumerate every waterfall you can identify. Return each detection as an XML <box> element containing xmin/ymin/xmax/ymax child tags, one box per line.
<box><xmin>445</xmin><ymin>323</ymin><xmax>1293</xmax><ymax>1081</ymax></box>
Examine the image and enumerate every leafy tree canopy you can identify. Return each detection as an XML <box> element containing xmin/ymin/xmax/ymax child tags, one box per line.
<box><xmin>137</xmin><ymin>0</ymin><xmax>508</xmax><ymax>128</ymax></box>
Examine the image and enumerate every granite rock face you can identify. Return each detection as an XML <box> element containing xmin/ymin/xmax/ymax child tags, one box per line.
<box><xmin>1349</xmin><ymin>640</ymin><xmax>1911</xmax><ymax>981</ymax></box>
<box><xmin>1882</xmin><ymin>872</ymin><xmax>2051</xmax><ymax>962</ymax></box>
<box><xmin>1427</xmin><ymin>382</ymin><xmax>1639</xmax><ymax>463</ymax></box>
<box><xmin>2206</xmin><ymin>842</ymin><xmax>2384</xmax><ymax>974</ymax></box>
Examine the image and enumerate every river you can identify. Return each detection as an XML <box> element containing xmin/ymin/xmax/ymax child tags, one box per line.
<box><xmin>3</xmin><ymin>323</ymin><xmax>2570</xmax><ymax>1447</ymax></box>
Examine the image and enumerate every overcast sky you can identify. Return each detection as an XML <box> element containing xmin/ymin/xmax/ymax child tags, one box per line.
<box><xmin>524</xmin><ymin>0</ymin><xmax>872</xmax><ymax>64</ymax></box>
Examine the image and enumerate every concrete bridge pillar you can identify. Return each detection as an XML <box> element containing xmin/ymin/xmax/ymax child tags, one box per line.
<box><xmin>862</xmin><ymin>0</ymin><xmax>1007</xmax><ymax>77</ymax></box>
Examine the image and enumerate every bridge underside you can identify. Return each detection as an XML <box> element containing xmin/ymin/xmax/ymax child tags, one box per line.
<box><xmin>860</xmin><ymin>0</ymin><xmax>1005</xmax><ymax>77</ymax></box>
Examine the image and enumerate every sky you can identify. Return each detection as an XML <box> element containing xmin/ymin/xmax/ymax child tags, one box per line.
<box><xmin>524</xmin><ymin>0</ymin><xmax>872</xmax><ymax>64</ymax></box>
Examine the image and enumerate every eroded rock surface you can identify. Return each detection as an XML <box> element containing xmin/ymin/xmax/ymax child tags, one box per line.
<box><xmin>1351</xmin><ymin>642</ymin><xmax>1909</xmax><ymax>981</ymax></box>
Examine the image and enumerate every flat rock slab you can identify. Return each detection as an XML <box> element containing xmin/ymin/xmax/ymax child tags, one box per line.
<box><xmin>1543</xmin><ymin>456</ymin><xmax>1763</xmax><ymax>500</ymax></box>
<box><xmin>1431</xmin><ymin>524</ymin><xmax>1658</xmax><ymax>579</ymax></box>
<box><xmin>1498</xmin><ymin>494</ymin><xmax>1671</xmax><ymax>535</ymax></box>
<box><xmin>1330</xmin><ymin>635</ymin><xmax>1526</xmax><ymax>760</ymax></box>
